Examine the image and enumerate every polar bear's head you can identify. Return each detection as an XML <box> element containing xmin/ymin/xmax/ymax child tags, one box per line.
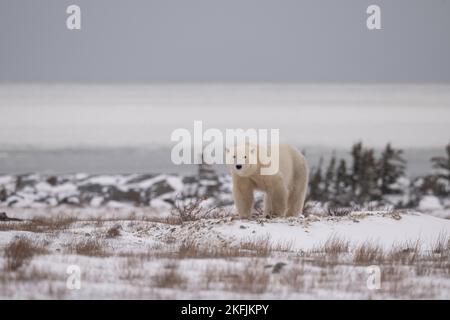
<box><xmin>226</xmin><ymin>144</ymin><xmax>259</xmax><ymax>177</ymax></box>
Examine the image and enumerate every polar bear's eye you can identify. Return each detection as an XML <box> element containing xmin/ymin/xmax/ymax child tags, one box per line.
<box><xmin>233</xmin><ymin>155</ymin><xmax>236</xmax><ymax>159</ymax></box>
<box><xmin>244</xmin><ymin>156</ymin><xmax>247</xmax><ymax>159</ymax></box>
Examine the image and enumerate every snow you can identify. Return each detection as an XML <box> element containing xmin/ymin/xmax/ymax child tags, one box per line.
<box><xmin>35</xmin><ymin>182</ymin><xmax>78</xmax><ymax>200</ymax></box>
<box><xmin>82</xmin><ymin>175</ymin><xmax>126</xmax><ymax>186</ymax></box>
<box><xmin>131</xmin><ymin>175</ymin><xmax>164</xmax><ymax>189</ymax></box>
<box><xmin>166</xmin><ymin>176</ymin><xmax>184</xmax><ymax>192</ymax></box>
<box><xmin>214</xmin><ymin>212</ymin><xmax>450</xmax><ymax>251</ymax></box>
<box><xmin>0</xmin><ymin>209</ymin><xmax>449</xmax><ymax>299</ymax></box>
<box><xmin>0</xmin><ymin>176</ymin><xmax>14</xmax><ymax>185</ymax></box>
<box><xmin>150</xmin><ymin>199</ymin><xmax>172</xmax><ymax>210</ymax></box>
<box><xmin>105</xmin><ymin>201</ymin><xmax>135</xmax><ymax>209</ymax></box>
<box><xmin>90</xmin><ymin>197</ymin><xmax>104</xmax><ymax>207</ymax></box>
<box><xmin>419</xmin><ymin>195</ymin><xmax>443</xmax><ymax>211</ymax></box>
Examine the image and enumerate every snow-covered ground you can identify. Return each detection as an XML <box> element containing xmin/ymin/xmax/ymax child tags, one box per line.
<box><xmin>2</xmin><ymin>173</ymin><xmax>449</xmax><ymax>222</ymax></box>
<box><xmin>0</xmin><ymin>173</ymin><xmax>231</xmax><ymax>209</ymax></box>
<box><xmin>1</xmin><ymin>171</ymin><xmax>449</xmax><ymax>299</ymax></box>
<box><xmin>0</xmin><ymin>207</ymin><xmax>449</xmax><ymax>299</ymax></box>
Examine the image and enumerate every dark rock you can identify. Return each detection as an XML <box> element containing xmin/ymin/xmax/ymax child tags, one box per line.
<box><xmin>0</xmin><ymin>212</ymin><xmax>23</xmax><ymax>221</ymax></box>
<box><xmin>272</xmin><ymin>262</ymin><xmax>287</xmax><ymax>274</ymax></box>
<box><xmin>182</xmin><ymin>176</ymin><xmax>198</xmax><ymax>184</ymax></box>
<box><xmin>126</xmin><ymin>174</ymin><xmax>157</xmax><ymax>184</ymax></box>
<box><xmin>15</xmin><ymin>175</ymin><xmax>36</xmax><ymax>191</ymax></box>
<box><xmin>107</xmin><ymin>187</ymin><xmax>142</xmax><ymax>205</ymax></box>
<box><xmin>150</xmin><ymin>180</ymin><xmax>175</xmax><ymax>198</ymax></box>
<box><xmin>0</xmin><ymin>188</ymin><xmax>7</xmax><ymax>202</ymax></box>
<box><xmin>46</xmin><ymin>176</ymin><xmax>58</xmax><ymax>186</ymax></box>
<box><xmin>6</xmin><ymin>198</ymin><xmax>19</xmax><ymax>207</ymax></box>
<box><xmin>78</xmin><ymin>184</ymin><xmax>105</xmax><ymax>195</ymax></box>
<box><xmin>162</xmin><ymin>198</ymin><xmax>174</xmax><ymax>206</ymax></box>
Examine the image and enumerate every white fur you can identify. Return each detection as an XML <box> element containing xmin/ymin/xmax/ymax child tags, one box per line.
<box><xmin>227</xmin><ymin>144</ymin><xmax>309</xmax><ymax>218</ymax></box>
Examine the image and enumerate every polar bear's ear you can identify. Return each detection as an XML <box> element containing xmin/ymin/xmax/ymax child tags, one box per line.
<box><xmin>225</xmin><ymin>147</ymin><xmax>230</xmax><ymax>153</ymax></box>
<box><xmin>250</xmin><ymin>147</ymin><xmax>256</xmax><ymax>154</ymax></box>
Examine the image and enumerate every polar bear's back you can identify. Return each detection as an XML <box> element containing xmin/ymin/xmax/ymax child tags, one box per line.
<box><xmin>276</xmin><ymin>144</ymin><xmax>309</xmax><ymax>186</ymax></box>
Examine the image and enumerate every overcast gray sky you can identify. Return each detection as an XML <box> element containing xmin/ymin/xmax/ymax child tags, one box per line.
<box><xmin>1</xmin><ymin>0</ymin><xmax>450</xmax><ymax>82</ymax></box>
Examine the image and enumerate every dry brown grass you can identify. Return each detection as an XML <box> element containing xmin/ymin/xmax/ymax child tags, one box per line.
<box><xmin>123</xmin><ymin>235</ymin><xmax>291</xmax><ymax>261</ymax></box>
<box><xmin>0</xmin><ymin>215</ymin><xmax>76</xmax><ymax>233</ymax></box>
<box><xmin>351</xmin><ymin>237</ymin><xmax>449</xmax><ymax>267</ymax></box>
<box><xmin>171</xmin><ymin>235</ymin><xmax>292</xmax><ymax>260</ymax></box>
<box><xmin>0</xmin><ymin>265</ymin><xmax>56</xmax><ymax>286</ymax></box>
<box><xmin>431</xmin><ymin>232</ymin><xmax>449</xmax><ymax>254</ymax></box>
<box><xmin>149</xmin><ymin>236</ymin><xmax>292</xmax><ymax>259</ymax></box>
<box><xmin>119</xmin><ymin>256</ymin><xmax>146</xmax><ymax>281</ymax></box>
<box><xmin>353</xmin><ymin>242</ymin><xmax>385</xmax><ymax>264</ymax></box>
<box><xmin>3</xmin><ymin>237</ymin><xmax>48</xmax><ymax>271</ymax></box>
<box><xmin>228</xmin><ymin>262</ymin><xmax>270</xmax><ymax>294</ymax></box>
<box><xmin>105</xmin><ymin>225</ymin><xmax>122</xmax><ymax>238</ymax></box>
<box><xmin>69</xmin><ymin>239</ymin><xmax>108</xmax><ymax>257</ymax></box>
<box><xmin>202</xmin><ymin>266</ymin><xmax>218</xmax><ymax>290</ymax></box>
<box><xmin>176</xmin><ymin>238</ymin><xmax>243</xmax><ymax>259</ymax></box>
<box><xmin>170</xmin><ymin>196</ymin><xmax>226</xmax><ymax>223</ymax></box>
<box><xmin>380</xmin><ymin>265</ymin><xmax>408</xmax><ymax>284</ymax></box>
<box><xmin>0</xmin><ymin>214</ymin><xmax>186</xmax><ymax>234</ymax></box>
<box><xmin>152</xmin><ymin>262</ymin><xmax>186</xmax><ymax>288</ymax></box>
<box><xmin>279</xmin><ymin>266</ymin><xmax>306</xmax><ymax>291</ymax></box>
<box><xmin>327</xmin><ymin>205</ymin><xmax>353</xmax><ymax>217</ymax></box>
<box><xmin>78</xmin><ymin>213</ymin><xmax>182</xmax><ymax>225</ymax></box>
<box><xmin>130</xmin><ymin>214</ymin><xmax>182</xmax><ymax>225</ymax></box>
<box><xmin>171</xmin><ymin>196</ymin><xmax>209</xmax><ymax>222</ymax></box>
<box><xmin>386</xmin><ymin>239</ymin><xmax>421</xmax><ymax>265</ymax></box>
<box><xmin>272</xmin><ymin>241</ymin><xmax>294</xmax><ymax>253</ymax></box>
<box><xmin>202</xmin><ymin>261</ymin><xmax>270</xmax><ymax>294</ymax></box>
<box><xmin>240</xmin><ymin>235</ymin><xmax>272</xmax><ymax>256</ymax></box>
<box><xmin>312</xmin><ymin>235</ymin><xmax>350</xmax><ymax>256</ymax></box>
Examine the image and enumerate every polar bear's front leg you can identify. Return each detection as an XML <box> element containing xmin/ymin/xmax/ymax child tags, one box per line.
<box><xmin>232</xmin><ymin>178</ymin><xmax>254</xmax><ymax>219</ymax></box>
<box><xmin>267</xmin><ymin>180</ymin><xmax>288</xmax><ymax>217</ymax></box>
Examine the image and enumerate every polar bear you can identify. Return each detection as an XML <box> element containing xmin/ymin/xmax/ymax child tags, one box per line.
<box><xmin>227</xmin><ymin>144</ymin><xmax>309</xmax><ymax>218</ymax></box>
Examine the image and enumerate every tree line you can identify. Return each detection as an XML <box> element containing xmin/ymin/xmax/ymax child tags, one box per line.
<box><xmin>307</xmin><ymin>142</ymin><xmax>450</xmax><ymax>208</ymax></box>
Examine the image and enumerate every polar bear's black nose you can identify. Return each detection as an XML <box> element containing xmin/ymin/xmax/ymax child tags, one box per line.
<box><xmin>236</xmin><ymin>164</ymin><xmax>242</xmax><ymax>170</ymax></box>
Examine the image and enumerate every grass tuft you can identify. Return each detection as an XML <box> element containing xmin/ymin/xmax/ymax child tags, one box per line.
<box><xmin>4</xmin><ymin>237</ymin><xmax>48</xmax><ymax>271</ymax></box>
<box><xmin>70</xmin><ymin>239</ymin><xmax>108</xmax><ymax>257</ymax></box>
<box><xmin>153</xmin><ymin>263</ymin><xmax>186</xmax><ymax>288</ymax></box>
<box><xmin>106</xmin><ymin>225</ymin><xmax>122</xmax><ymax>238</ymax></box>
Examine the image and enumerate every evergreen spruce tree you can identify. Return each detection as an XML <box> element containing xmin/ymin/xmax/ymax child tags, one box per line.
<box><xmin>378</xmin><ymin>143</ymin><xmax>406</xmax><ymax>195</ymax></box>
<box><xmin>359</xmin><ymin>148</ymin><xmax>380</xmax><ymax>202</ymax></box>
<box><xmin>430</xmin><ymin>142</ymin><xmax>450</xmax><ymax>196</ymax></box>
<box><xmin>335</xmin><ymin>159</ymin><xmax>351</xmax><ymax>204</ymax></box>
<box><xmin>350</xmin><ymin>142</ymin><xmax>363</xmax><ymax>196</ymax></box>
<box><xmin>350</xmin><ymin>143</ymin><xmax>380</xmax><ymax>203</ymax></box>
<box><xmin>308</xmin><ymin>158</ymin><xmax>324</xmax><ymax>201</ymax></box>
<box><xmin>324</xmin><ymin>154</ymin><xmax>336</xmax><ymax>201</ymax></box>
